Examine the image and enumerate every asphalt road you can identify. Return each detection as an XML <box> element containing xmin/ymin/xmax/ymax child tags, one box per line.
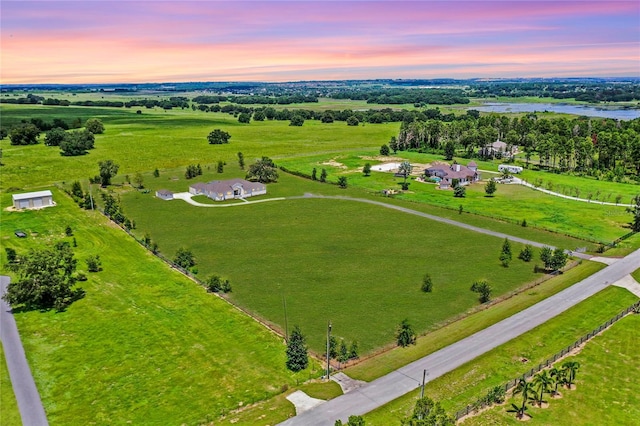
<box><xmin>1</xmin><ymin>276</ymin><xmax>49</xmax><ymax>426</ymax></box>
<box><xmin>280</xmin><ymin>248</ymin><xmax>640</xmax><ymax>425</ymax></box>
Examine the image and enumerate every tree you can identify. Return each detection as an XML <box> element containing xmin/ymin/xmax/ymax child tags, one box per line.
<box><xmin>561</xmin><ymin>361</ymin><xmax>580</xmax><ymax>389</ymax></box>
<box><xmin>311</xmin><ymin>168</ymin><xmax>318</xmax><ymax>181</ymax></box>
<box><xmin>444</xmin><ymin>141</ymin><xmax>455</xmax><ymax>160</ymax></box>
<box><xmin>540</xmin><ymin>246</ymin><xmax>553</xmax><ymax>270</ymax></box>
<box><xmin>338</xmin><ymin>339</ymin><xmax>349</xmax><ymax>366</ymax></box>
<box><xmin>70</xmin><ymin>181</ymin><xmax>84</xmax><ymax>199</ymax></box>
<box><xmin>398</xmin><ymin>161</ymin><xmax>412</xmax><ymax>185</ymax></box>
<box><xmin>246</xmin><ymin>156</ymin><xmax>279</xmax><ymax>183</ymax></box>
<box><xmin>531</xmin><ymin>370</ymin><xmax>552</xmax><ymax>407</ymax></box>
<box><xmin>349</xmin><ymin>341</ymin><xmax>359</xmax><ymax>360</ymax></box>
<box><xmin>206</xmin><ymin>275</ymin><xmax>231</xmax><ymax>293</ymax></box>
<box><xmin>518</xmin><ymin>245</ymin><xmax>534</xmax><ymax>262</ymax></box>
<box><xmin>510</xmin><ymin>378</ymin><xmax>534</xmax><ymax>420</ymax></box>
<box><xmin>85</xmin><ymin>255</ymin><xmax>102</xmax><ymax>272</ymax></box>
<box><xmin>153</xmin><ymin>168</ymin><xmax>160</xmax><ymax>178</ymax></box>
<box><xmin>320</xmin><ymin>168</ymin><xmax>328</xmax><ymax>183</ymax></box>
<box><xmin>338</xmin><ymin>176</ymin><xmax>348</xmax><ymax>188</ymax></box>
<box><xmin>173</xmin><ymin>247</ymin><xmax>196</xmax><ymax>270</ymax></box>
<box><xmin>5</xmin><ymin>247</ymin><xmax>18</xmax><ymax>264</ymax></box>
<box><xmin>550</xmin><ymin>248</ymin><xmax>568</xmax><ymax>271</ymax></box>
<box><xmin>133</xmin><ymin>172</ymin><xmax>144</xmax><ymax>189</ymax></box>
<box><xmin>396</xmin><ymin>319</ymin><xmax>416</xmax><ymax>347</ymax></box>
<box><xmin>237</xmin><ymin>112</ymin><xmax>251</xmax><ymax>123</ymax></box>
<box><xmin>335</xmin><ymin>415</ymin><xmax>365</xmax><ymax>426</ymax></box>
<box><xmin>453</xmin><ymin>185</ymin><xmax>466</xmax><ymax>198</ymax></box>
<box><xmin>98</xmin><ymin>160</ymin><xmax>119</xmax><ymax>187</ymax></box>
<box><xmin>217</xmin><ymin>160</ymin><xmax>224</xmax><ymax>173</ymax></box>
<box><xmin>207</xmin><ymin>129</ymin><xmax>231</xmax><ymax>144</ymax></box>
<box><xmin>471</xmin><ymin>280</ymin><xmax>492</xmax><ymax>303</ymax></box>
<box><xmin>286</xmin><ymin>325</ymin><xmax>308</xmax><ymax>371</ymax></box>
<box><xmin>500</xmin><ymin>238</ymin><xmax>512</xmax><ymax>267</ymax></box>
<box><xmin>363</xmin><ymin>163</ymin><xmax>371</xmax><ymax>177</ymax></box>
<box><xmin>327</xmin><ymin>335</ymin><xmax>339</xmax><ymax>359</ymax></box>
<box><xmin>85</xmin><ymin>118</ymin><xmax>104</xmax><ymax>134</ymax></box>
<box><xmin>627</xmin><ymin>194</ymin><xmax>640</xmax><ymax>232</ymax></box>
<box><xmin>321</xmin><ymin>111</ymin><xmax>334</xmax><ymax>123</ymax></box>
<box><xmin>549</xmin><ymin>366</ymin><xmax>565</xmax><ymax>396</ymax></box>
<box><xmin>289</xmin><ymin>114</ymin><xmax>304</xmax><ymax>126</ymax></box>
<box><xmin>9</xmin><ymin>122</ymin><xmax>40</xmax><ymax>145</ymax></box>
<box><xmin>402</xmin><ymin>396</ymin><xmax>455</xmax><ymax>426</ymax></box>
<box><xmin>65</xmin><ymin>225</ymin><xmax>73</xmax><ymax>236</ymax></box>
<box><xmin>485</xmin><ymin>179</ymin><xmax>497</xmax><ymax>197</ymax></box>
<box><xmin>60</xmin><ymin>129</ymin><xmax>95</xmax><ymax>156</ymax></box>
<box><xmin>380</xmin><ymin>144</ymin><xmax>390</xmax><ymax>156</ymax></box>
<box><xmin>346</xmin><ymin>116</ymin><xmax>359</xmax><ymax>126</ymax></box>
<box><xmin>44</xmin><ymin>127</ymin><xmax>67</xmax><ymax>146</ymax></box>
<box><xmin>421</xmin><ymin>274</ymin><xmax>433</xmax><ymax>292</ymax></box>
<box><xmin>2</xmin><ymin>242</ymin><xmax>84</xmax><ymax>311</ymax></box>
<box><xmin>237</xmin><ymin>152</ymin><xmax>245</xmax><ymax>169</ymax></box>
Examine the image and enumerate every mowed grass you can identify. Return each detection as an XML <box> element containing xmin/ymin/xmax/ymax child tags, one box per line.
<box><xmin>464</xmin><ymin>312</ymin><xmax>640</xmax><ymax>426</ymax></box>
<box><xmin>278</xmin><ymin>151</ymin><xmax>634</xmax><ymax>244</ymax></box>
<box><xmin>0</xmin><ymin>189</ymin><xmax>318</xmax><ymax>425</ymax></box>
<box><xmin>0</xmin><ymin>104</ymin><xmax>398</xmax><ymax>191</ymax></box>
<box><xmin>0</xmin><ymin>342</ymin><xmax>21</xmax><ymax>426</ymax></box>
<box><xmin>122</xmin><ymin>170</ymin><xmax>561</xmax><ymax>355</ymax></box>
<box><xmin>362</xmin><ymin>286</ymin><xmax>639</xmax><ymax>425</ymax></box>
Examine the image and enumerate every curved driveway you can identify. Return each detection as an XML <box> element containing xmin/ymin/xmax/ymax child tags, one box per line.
<box><xmin>1</xmin><ymin>276</ymin><xmax>49</xmax><ymax>426</ymax></box>
<box><xmin>280</xmin><ymin>248</ymin><xmax>640</xmax><ymax>425</ymax></box>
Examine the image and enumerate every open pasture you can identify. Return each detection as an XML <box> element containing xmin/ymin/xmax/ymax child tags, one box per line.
<box><xmin>278</xmin><ymin>152</ymin><xmax>634</xmax><ymax>244</ymax></box>
<box><xmin>0</xmin><ymin>103</ymin><xmax>398</xmax><ymax>191</ymax></box>
<box><xmin>0</xmin><ymin>190</ymin><xmax>313</xmax><ymax>424</ymax></box>
<box><xmin>122</xmin><ymin>170</ymin><xmax>558</xmax><ymax>355</ymax></box>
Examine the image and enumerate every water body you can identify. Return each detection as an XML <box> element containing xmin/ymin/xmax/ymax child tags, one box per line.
<box><xmin>473</xmin><ymin>102</ymin><xmax>640</xmax><ymax>120</ymax></box>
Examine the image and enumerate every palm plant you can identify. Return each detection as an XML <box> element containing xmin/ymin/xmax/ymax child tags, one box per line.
<box><xmin>562</xmin><ymin>361</ymin><xmax>580</xmax><ymax>389</ymax></box>
<box><xmin>510</xmin><ymin>378</ymin><xmax>534</xmax><ymax>419</ymax></box>
<box><xmin>532</xmin><ymin>370</ymin><xmax>553</xmax><ymax>407</ymax></box>
<box><xmin>549</xmin><ymin>366</ymin><xmax>565</xmax><ymax>396</ymax></box>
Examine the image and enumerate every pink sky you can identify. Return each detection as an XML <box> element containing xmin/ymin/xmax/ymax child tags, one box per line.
<box><xmin>1</xmin><ymin>1</ymin><xmax>639</xmax><ymax>84</ymax></box>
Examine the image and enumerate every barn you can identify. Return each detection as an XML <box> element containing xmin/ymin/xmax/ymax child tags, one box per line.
<box><xmin>12</xmin><ymin>190</ymin><xmax>55</xmax><ymax>210</ymax></box>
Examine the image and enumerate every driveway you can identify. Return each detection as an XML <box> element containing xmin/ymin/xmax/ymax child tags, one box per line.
<box><xmin>1</xmin><ymin>276</ymin><xmax>49</xmax><ymax>426</ymax></box>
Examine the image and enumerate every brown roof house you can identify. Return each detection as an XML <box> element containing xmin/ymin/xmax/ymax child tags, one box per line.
<box><xmin>425</xmin><ymin>161</ymin><xmax>480</xmax><ymax>189</ymax></box>
<box><xmin>189</xmin><ymin>178</ymin><xmax>266</xmax><ymax>201</ymax></box>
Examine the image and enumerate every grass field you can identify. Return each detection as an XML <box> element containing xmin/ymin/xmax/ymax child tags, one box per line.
<box><xmin>119</xmin><ymin>168</ymin><xmax>574</xmax><ymax>354</ymax></box>
<box><xmin>464</xmin><ymin>312</ymin><xmax>640</xmax><ymax>425</ymax></box>
<box><xmin>277</xmin><ymin>151</ymin><xmax>634</xmax><ymax>243</ymax></box>
<box><xmin>362</xmin><ymin>286</ymin><xmax>639</xmax><ymax>425</ymax></box>
<box><xmin>0</xmin><ymin>342</ymin><xmax>21</xmax><ymax>426</ymax></box>
<box><xmin>0</xmin><ymin>189</ymin><xmax>319</xmax><ymax>425</ymax></box>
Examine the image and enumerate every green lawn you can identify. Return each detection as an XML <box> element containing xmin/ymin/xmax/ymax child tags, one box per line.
<box><xmin>362</xmin><ymin>286</ymin><xmax>639</xmax><ymax>425</ymax></box>
<box><xmin>278</xmin><ymin>151</ymin><xmax>635</xmax><ymax>244</ymax></box>
<box><xmin>119</xmin><ymin>168</ymin><xmax>576</xmax><ymax>355</ymax></box>
<box><xmin>0</xmin><ymin>189</ymin><xmax>319</xmax><ymax>425</ymax></box>
<box><xmin>464</xmin><ymin>312</ymin><xmax>640</xmax><ymax>425</ymax></box>
<box><xmin>0</xmin><ymin>342</ymin><xmax>21</xmax><ymax>426</ymax></box>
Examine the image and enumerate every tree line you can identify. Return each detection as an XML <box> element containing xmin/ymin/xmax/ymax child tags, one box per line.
<box><xmin>396</xmin><ymin>113</ymin><xmax>640</xmax><ymax>180</ymax></box>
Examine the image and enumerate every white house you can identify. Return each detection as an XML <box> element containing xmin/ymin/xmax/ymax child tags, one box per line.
<box><xmin>12</xmin><ymin>190</ymin><xmax>54</xmax><ymax>209</ymax></box>
<box><xmin>155</xmin><ymin>189</ymin><xmax>174</xmax><ymax>200</ymax></box>
<box><xmin>189</xmin><ymin>178</ymin><xmax>267</xmax><ymax>201</ymax></box>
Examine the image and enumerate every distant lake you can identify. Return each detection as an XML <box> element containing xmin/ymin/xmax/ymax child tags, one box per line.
<box><xmin>473</xmin><ymin>102</ymin><xmax>640</xmax><ymax>120</ymax></box>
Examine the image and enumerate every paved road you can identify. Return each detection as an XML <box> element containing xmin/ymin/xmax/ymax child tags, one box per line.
<box><xmin>293</xmin><ymin>194</ymin><xmax>592</xmax><ymax>259</ymax></box>
<box><xmin>1</xmin><ymin>276</ymin><xmax>49</xmax><ymax>426</ymax></box>
<box><xmin>280</xmin><ymin>248</ymin><xmax>640</xmax><ymax>425</ymax></box>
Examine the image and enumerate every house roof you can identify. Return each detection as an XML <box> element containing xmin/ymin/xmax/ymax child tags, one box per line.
<box><xmin>12</xmin><ymin>190</ymin><xmax>53</xmax><ymax>201</ymax></box>
<box><xmin>190</xmin><ymin>178</ymin><xmax>265</xmax><ymax>195</ymax></box>
<box><xmin>468</xmin><ymin>161</ymin><xmax>477</xmax><ymax>167</ymax></box>
<box><xmin>156</xmin><ymin>189</ymin><xmax>173</xmax><ymax>195</ymax></box>
<box><xmin>426</xmin><ymin>162</ymin><xmax>477</xmax><ymax>179</ymax></box>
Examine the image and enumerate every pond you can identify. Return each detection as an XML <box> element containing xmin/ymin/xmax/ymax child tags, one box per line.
<box><xmin>472</xmin><ymin>102</ymin><xmax>640</xmax><ymax>120</ymax></box>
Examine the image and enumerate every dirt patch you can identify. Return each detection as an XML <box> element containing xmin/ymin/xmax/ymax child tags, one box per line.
<box><xmin>321</xmin><ymin>159</ymin><xmax>348</xmax><ymax>169</ymax></box>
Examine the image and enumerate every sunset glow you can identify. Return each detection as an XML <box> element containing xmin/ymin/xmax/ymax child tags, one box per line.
<box><xmin>1</xmin><ymin>0</ymin><xmax>639</xmax><ymax>84</ymax></box>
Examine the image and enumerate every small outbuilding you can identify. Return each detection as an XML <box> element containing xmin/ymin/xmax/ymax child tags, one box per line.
<box><xmin>156</xmin><ymin>189</ymin><xmax>174</xmax><ymax>200</ymax></box>
<box><xmin>12</xmin><ymin>190</ymin><xmax>54</xmax><ymax>210</ymax></box>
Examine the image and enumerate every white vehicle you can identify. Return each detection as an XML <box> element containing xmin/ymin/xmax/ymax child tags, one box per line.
<box><xmin>498</xmin><ymin>164</ymin><xmax>523</xmax><ymax>174</ymax></box>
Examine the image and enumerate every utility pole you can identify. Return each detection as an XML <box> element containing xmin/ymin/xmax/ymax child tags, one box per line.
<box><xmin>420</xmin><ymin>369</ymin><xmax>428</xmax><ymax>398</ymax></box>
<box><xmin>326</xmin><ymin>321</ymin><xmax>332</xmax><ymax>380</ymax></box>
